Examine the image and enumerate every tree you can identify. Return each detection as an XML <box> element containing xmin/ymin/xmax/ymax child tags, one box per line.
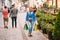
<box><xmin>56</xmin><ymin>0</ymin><xmax>58</xmax><ymax>8</ymax></box>
<box><xmin>52</xmin><ymin>0</ymin><xmax>53</xmax><ymax>6</ymax></box>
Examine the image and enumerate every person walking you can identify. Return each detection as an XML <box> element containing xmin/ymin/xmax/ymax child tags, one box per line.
<box><xmin>2</xmin><ymin>6</ymin><xmax>8</xmax><ymax>29</ymax></box>
<box><xmin>10</xmin><ymin>4</ymin><xmax>18</xmax><ymax>28</ymax></box>
<box><xmin>26</xmin><ymin>7</ymin><xmax>36</xmax><ymax>37</ymax></box>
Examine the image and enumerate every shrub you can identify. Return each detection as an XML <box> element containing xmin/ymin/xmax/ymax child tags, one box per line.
<box><xmin>53</xmin><ymin>11</ymin><xmax>60</xmax><ymax>40</ymax></box>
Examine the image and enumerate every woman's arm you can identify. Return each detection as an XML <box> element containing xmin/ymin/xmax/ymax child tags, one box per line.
<box><xmin>26</xmin><ymin>12</ymin><xmax>28</xmax><ymax>21</ymax></box>
<box><xmin>32</xmin><ymin>12</ymin><xmax>36</xmax><ymax>22</ymax></box>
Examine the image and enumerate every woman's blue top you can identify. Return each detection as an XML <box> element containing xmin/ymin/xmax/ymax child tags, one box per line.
<box><xmin>26</xmin><ymin>11</ymin><xmax>35</xmax><ymax>22</ymax></box>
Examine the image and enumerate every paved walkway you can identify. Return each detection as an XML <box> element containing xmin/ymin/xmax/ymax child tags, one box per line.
<box><xmin>0</xmin><ymin>12</ymin><xmax>49</xmax><ymax>40</ymax></box>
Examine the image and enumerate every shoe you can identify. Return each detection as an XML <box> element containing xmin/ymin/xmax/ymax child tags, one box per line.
<box><xmin>15</xmin><ymin>27</ymin><xmax>17</xmax><ymax>28</ymax></box>
<box><xmin>28</xmin><ymin>32</ymin><xmax>32</xmax><ymax>37</ymax></box>
<box><xmin>4</xmin><ymin>26</ymin><xmax>8</xmax><ymax>29</ymax></box>
<box><xmin>12</xmin><ymin>26</ymin><xmax>14</xmax><ymax>28</ymax></box>
<box><xmin>28</xmin><ymin>34</ymin><xmax>32</xmax><ymax>37</ymax></box>
<box><xmin>12</xmin><ymin>27</ymin><xmax>14</xmax><ymax>28</ymax></box>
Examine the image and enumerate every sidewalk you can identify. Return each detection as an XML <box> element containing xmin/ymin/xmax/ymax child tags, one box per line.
<box><xmin>0</xmin><ymin>28</ymin><xmax>23</xmax><ymax>40</ymax></box>
<box><xmin>18</xmin><ymin>12</ymin><xmax>49</xmax><ymax>40</ymax></box>
<box><xmin>0</xmin><ymin>12</ymin><xmax>4</xmax><ymax>28</ymax></box>
<box><xmin>0</xmin><ymin>12</ymin><xmax>49</xmax><ymax>40</ymax></box>
<box><xmin>24</xmin><ymin>30</ymin><xmax>48</xmax><ymax>40</ymax></box>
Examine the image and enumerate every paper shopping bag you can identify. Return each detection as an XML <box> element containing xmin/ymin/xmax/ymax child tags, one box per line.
<box><xmin>24</xmin><ymin>23</ymin><xmax>28</xmax><ymax>30</ymax></box>
<box><xmin>34</xmin><ymin>24</ymin><xmax>38</xmax><ymax>31</ymax></box>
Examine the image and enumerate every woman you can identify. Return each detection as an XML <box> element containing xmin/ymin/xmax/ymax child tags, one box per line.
<box><xmin>2</xmin><ymin>6</ymin><xmax>8</xmax><ymax>28</ymax></box>
<box><xmin>26</xmin><ymin>7</ymin><xmax>35</xmax><ymax>37</ymax></box>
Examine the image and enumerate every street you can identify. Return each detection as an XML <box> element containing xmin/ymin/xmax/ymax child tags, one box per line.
<box><xmin>0</xmin><ymin>12</ymin><xmax>48</xmax><ymax>40</ymax></box>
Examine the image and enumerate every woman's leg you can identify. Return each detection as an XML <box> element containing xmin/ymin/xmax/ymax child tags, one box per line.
<box><xmin>28</xmin><ymin>22</ymin><xmax>34</xmax><ymax>36</ymax></box>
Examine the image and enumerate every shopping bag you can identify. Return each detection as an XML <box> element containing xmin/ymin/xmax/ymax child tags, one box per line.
<box><xmin>33</xmin><ymin>24</ymin><xmax>38</xmax><ymax>31</ymax></box>
<box><xmin>24</xmin><ymin>23</ymin><xmax>28</xmax><ymax>30</ymax></box>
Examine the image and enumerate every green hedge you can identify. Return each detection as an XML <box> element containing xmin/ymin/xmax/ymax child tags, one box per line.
<box><xmin>36</xmin><ymin>10</ymin><xmax>57</xmax><ymax>39</ymax></box>
<box><xmin>53</xmin><ymin>11</ymin><xmax>60</xmax><ymax>40</ymax></box>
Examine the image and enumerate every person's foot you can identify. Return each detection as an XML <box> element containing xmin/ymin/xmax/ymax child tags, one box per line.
<box><xmin>28</xmin><ymin>34</ymin><xmax>32</xmax><ymax>37</ymax></box>
<box><xmin>4</xmin><ymin>26</ymin><xmax>8</xmax><ymax>29</ymax></box>
<box><xmin>15</xmin><ymin>27</ymin><xmax>17</xmax><ymax>28</ymax></box>
<box><xmin>12</xmin><ymin>27</ymin><xmax>14</xmax><ymax>28</ymax></box>
<box><xmin>28</xmin><ymin>32</ymin><xmax>32</xmax><ymax>37</ymax></box>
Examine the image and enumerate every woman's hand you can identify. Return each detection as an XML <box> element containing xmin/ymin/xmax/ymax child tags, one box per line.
<box><xmin>29</xmin><ymin>18</ymin><xmax>32</xmax><ymax>20</ymax></box>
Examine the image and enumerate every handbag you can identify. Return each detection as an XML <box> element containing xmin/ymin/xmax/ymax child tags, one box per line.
<box><xmin>24</xmin><ymin>23</ymin><xmax>28</xmax><ymax>30</ymax></box>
